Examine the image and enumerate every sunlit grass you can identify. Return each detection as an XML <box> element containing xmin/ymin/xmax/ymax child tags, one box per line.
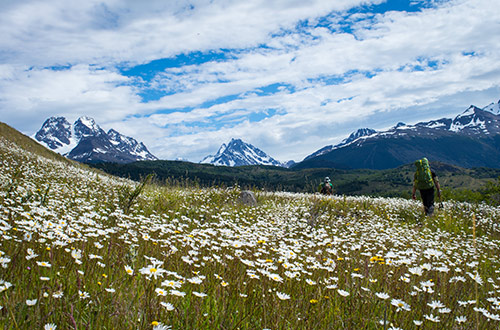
<box><xmin>1</xmin><ymin>136</ymin><xmax>500</xmax><ymax>329</ymax></box>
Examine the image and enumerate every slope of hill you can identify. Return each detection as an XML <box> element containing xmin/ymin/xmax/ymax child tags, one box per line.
<box><xmin>1</xmin><ymin>121</ymin><xmax>71</xmax><ymax>164</ymax></box>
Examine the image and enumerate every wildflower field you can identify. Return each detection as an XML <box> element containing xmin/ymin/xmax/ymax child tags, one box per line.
<box><xmin>1</xmin><ymin>136</ymin><xmax>500</xmax><ymax>330</ymax></box>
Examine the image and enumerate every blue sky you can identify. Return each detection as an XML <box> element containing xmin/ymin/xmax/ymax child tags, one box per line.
<box><xmin>1</xmin><ymin>0</ymin><xmax>500</xmax><ymax>162</ymax></box>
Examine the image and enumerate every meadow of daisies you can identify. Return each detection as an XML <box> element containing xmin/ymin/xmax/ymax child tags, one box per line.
<box><xmin>1</xmin><ymin>136</ymin><xmax>500</xmax><ymax>330</ymax></box>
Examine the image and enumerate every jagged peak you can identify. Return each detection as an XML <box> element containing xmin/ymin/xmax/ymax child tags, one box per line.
<box><xmin>228</xmin><ymin>138</ymin><xmax>245</xmax><ymax>146</ymax></box>
<box><xmin>75</xmin><ymin>116</ymin><xmax>99</xmax><ymax>129</ymax></box>
<box><xmin>462</xmin><ymin>105</ymin><xmax>481</xmax><ymax>114</ymax></box>
<box><xmin>107</xmin><ymin>128</ymin><xmax>120</xmax><ymax>135</ymax></box>
<box><xmin>452</xmin><ymin>104</ymin><xmax>495</xmax><ymax>124</ymax></box>
<box><xmin>37</xmin><ymin>116</ymin><xmax>71</xmax><ymax>133</ymax></box>
<box><xmin>107</xmin><ymin>129</ymin><xmax>128</xmax><ymax>142</ymax></box>
<box><xmin>44</xmin><ymin>116</ymin><xmax>69</xmax><ymax>124</ymax></box>
<box><xmin>339</xmin><ymin>128</ymin><xmax>377</xmax><ymax>145</ymax></box>
<box><xmin>34</xmin><ymin>116</ymin><xmax>72</xmax><ymax>150</ymax></box>
<box><xmin>216</xmin><ymin>143</ymin><xmax>228</xmax><ymax>155</ymax></box>
<box><xmin>201</xmin><ymin>138</ymin><xmax>282</xmax><ymax>167</ymax></box>
<box><xmin>73</xmin><ymin>116</ymin><xmax>106</xmax><ymax>139</ymax></box>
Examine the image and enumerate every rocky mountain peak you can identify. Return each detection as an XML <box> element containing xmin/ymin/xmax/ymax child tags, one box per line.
<box><xmin>73</xmin><ymin>116</ymin><xmax>106</xmax><ymax>139</ymax></box>
<box><xmin>34</xmin><ymin>116</ymin><xmax>72</xmax><ymax>149</ymax></box>
<box><xmin>201</xmin><ymin>139</ymin><xmax>284</xmax><ymax>167</ymax></box>
<box><xmin>107</xmin><ymin>128</ymin><xmax>121</xmax><ymax>139</ymax></box>
<box><xmin>34</xmin><ymin>116</ymin><xmax>157</xmax><ymax>163</ymax></box>
<box><xmin>449</xmin><ymin>104</ymin><xmax>500</xmax><ymax>135</ymax></box>
<box><xmin>340</xmin><ymin>128</ymin><xmax>377</xmax><ymax>145</ymax></box>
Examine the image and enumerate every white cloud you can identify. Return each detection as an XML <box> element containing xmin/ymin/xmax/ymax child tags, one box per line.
<box><xmin>0</xmin><ymin>0</ymin><xmax>374</xmax><ymax>66</ymax></box>
<box><xmin>0</xmin><ymin>64</ymin><xmax>144</xmax><ymax>131</ymax></box>
<box><xmin>1</xmin><ymin>0</ymin><xmax>500</xmax><ymax>162</ymax></box>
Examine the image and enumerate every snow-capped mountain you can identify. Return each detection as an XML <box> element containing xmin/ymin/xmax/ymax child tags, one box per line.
<box><xmin>201</xmin><ymin>138</ymin><xmax>287</xmax><ymax>167</ymax></box>
<box><xmin>34</xmin><ymin>116</ymin><xmax>157</xmax><ymax>163</ymax></box>
<box><xmin>297</xmin><ymin>99</ymin><xmax>500</xmax><ymax>170</ymax></box>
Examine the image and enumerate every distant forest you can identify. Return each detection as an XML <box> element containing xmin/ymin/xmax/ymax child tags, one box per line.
<box><xmin>91</xmin><ymin>160</ymin><xmax>500</xmax><ymax>204</ymax></box>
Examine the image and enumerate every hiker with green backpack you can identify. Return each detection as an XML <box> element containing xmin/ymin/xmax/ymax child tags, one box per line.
<box><xmin>412</xmin><ymin>158</ymin><xmax>441</xmax><ymax>216</ymax></box>
<box><xmin>319</xmin><ymin>177</ymin><xmax>334</xmax><ymax>195</ymax></box>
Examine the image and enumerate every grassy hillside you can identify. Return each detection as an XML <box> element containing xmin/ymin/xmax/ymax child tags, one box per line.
<box><xmin>2</xmin><ymin>121</ymin><xmax>500</xmax><ymax>329</ymax></box>
<box><xmin>0</xmin><ymin>121</ymin><xmax>71</xmax><ymax>164</ymax></box>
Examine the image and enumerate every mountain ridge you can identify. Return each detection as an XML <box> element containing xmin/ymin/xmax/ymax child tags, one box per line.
<box><xmin>296</xmin><ymin>100</ymin><xmax>500</xmax><ymax>170</ymax></box>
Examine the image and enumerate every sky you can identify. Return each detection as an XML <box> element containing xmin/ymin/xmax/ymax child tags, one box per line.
<box><xmin>1</xmin><ymin>0</ymin><xmax>500</xmax><ymax>163</ymax></box>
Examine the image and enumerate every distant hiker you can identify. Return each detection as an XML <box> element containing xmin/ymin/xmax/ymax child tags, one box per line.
<box><xmin>412</xmin><ymin>158</ymin><xmax>441</xmax><ymax>216</ymax></box>
<box><xmin>319</xmin><ymin>177</ymin><xmax>334</xmax><ymax>195</ymax></box>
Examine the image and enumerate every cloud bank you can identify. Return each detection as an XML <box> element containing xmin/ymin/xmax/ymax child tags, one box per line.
<box><xmin>1</xmin><ymin>0</ymin><xmax>499</xmax><ymax>162</ymax></box>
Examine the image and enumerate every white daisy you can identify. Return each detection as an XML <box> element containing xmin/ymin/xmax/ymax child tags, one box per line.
<box><xmin>276</xmin><ymin>292</ymin><xmax>291</xmax><ymax>300</ymax></box>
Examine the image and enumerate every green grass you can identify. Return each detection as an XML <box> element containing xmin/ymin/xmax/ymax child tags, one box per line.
<box><xmin>0</xmin><ymin>122</ymin><xmax>71</xmax><ymax>164</ymax></box>
<box><xmin>1</xmin><ymin>128</ymin><xmax>500</xmax><ymax>329</ymax></box>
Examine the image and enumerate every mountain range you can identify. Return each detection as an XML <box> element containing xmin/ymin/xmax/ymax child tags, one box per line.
<box><xmin>32</xmin><ymin>98</ymin><xmax>500</xmax><ymax>169</ymax></box>
<box><xmin>34</xmin><ymin>116</ymin><xmax>157</xmax><ymax>163</ymax></box>
<box><xmin>200</xmin><ymin>100</ymin><xmax>500</xmax><ymax>170</ymax></box>
<box><xmin>3</xmin><ymin>118</ymin><xmax>499</xmax><ymax>198</ymax></box>
<box><xmin>295</xmin><ymin>100</ymin><xmax>500</xmax><ymax>169</ymax></box>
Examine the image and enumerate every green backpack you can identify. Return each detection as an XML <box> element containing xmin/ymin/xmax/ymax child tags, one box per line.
<box><xmin>414</xmin><ymin>158</ymin><xmax>435</xmax><ymax>190</ymax></box>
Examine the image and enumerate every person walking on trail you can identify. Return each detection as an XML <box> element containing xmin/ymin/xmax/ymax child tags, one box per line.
<box><xmin>319</xmin><ymin>177</ymin><xmax>334</xmax><ymax>195</ymax></box>
<box><xmin>412</xmin><ymin>158</ymin><xmax>441</xmax><ymax>216</ymax></box>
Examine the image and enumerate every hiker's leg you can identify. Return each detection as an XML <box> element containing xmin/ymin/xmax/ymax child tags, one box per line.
<box><xmin>426</xmin><ymin>189</ymin><xmax>435</xmax><ymax>215</ymax></box>
<box><xmin>428</xmin><ymin>188</ymin><xmax>435</xmax><ymax>215</ymax></box>
<box><xmin>419</xmin><ymin>189</ymin><xmax>428</xmax><ymax>214</ymax></box>
<box><xmin>420</xmin><ymin>188</ymin><xmax>435</xmax><ymax>215</ymax></box>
